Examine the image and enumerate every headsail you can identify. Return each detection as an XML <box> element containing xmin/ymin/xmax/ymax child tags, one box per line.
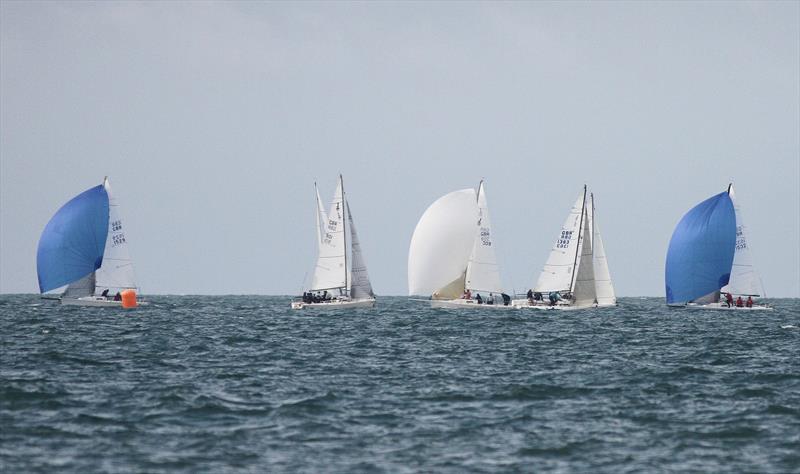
<box><xmin>590</xmin><ymin>194</ymin><xmax>616</xmax><ymax>306</ymax></box>
<box><xmin>408</xmin><ymin>189</ymin><xmax>478</xmax><ymax>296</ymax></box>
<box><xmin>534</xmin><ymin>189</ymin><xmax>587</xmax><ymax>293</ymax></box>
<box><xmin>37</xmin><ymin>184</ymin><xmax>109</xmax><ymax>293</ymax></box>
<box><xmin>346</xmin><ymin>202</ymin><xmax>374</xmax><ymax>299</ymax></box>
<box><xmin>665</xmin><ymin>191</ymin><xmax>736</xmax><ymax>305</ymax></box>
<box><xmin>94</xmin><ymin>178</ymin><xmax>137</xmax><ymax>294</ymax></box>
<box><xmin>310</xmin><ymin>176</ymin><xmax>347</xmax><ymax>291</ymax></box>
<box><xmin>465</xmin><ymin>181</ymin><xmax>503</xmax><ymax>294</ymax></box>
<box><xmin>63</xmin><ymin>272</ymin><xmax>96</xmax><ymax>299</ymax></box>
<box><xmin>721</xmin><ymin>185</ymin><xmax>764</xmax><ymax>297</ymax></box>
<box><xmin>571</xmin><ymin>207</ymin><xmax>596</xmax><ymax>307</ymax></box>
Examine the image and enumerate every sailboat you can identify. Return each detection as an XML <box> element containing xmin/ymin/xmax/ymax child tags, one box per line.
<box><xmin>37</xmin><ymin>177</ymin><xmax>141</xmax><ymax>307</ymax></box>
<box><xmin>513</xmin><ymin>185</ymin><xmax>616</xmax><ymax>310</ymax></box>
<box><xmin>291</xmin><ymin>175</ymin><xmax>376</xmax><ymax>309</ymax></box>
<box><xmin>665</xmin><ymin>184</ymin><xmax>771</xmax><ymax>310</ymax></box>
<box><xmin>408</xmin><ymin>181</ymin><xmax>511</xmax><ymax>308</ymax></box>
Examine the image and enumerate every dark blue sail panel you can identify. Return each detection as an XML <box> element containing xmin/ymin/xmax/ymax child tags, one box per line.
<box><xmin>665</xmin><ymin>191</ymin><xmax>736</xmax><ymax>304</ymax></box>
<box><xmin>37</xmin><ymin>185</ymin><xmax>109</xmax><ymax>293</ymax></box>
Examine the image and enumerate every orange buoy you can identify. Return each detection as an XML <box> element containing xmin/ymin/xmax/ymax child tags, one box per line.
<box><xmin>121</xmin><ymin>289</ymin><xmax>137</xmax><ymax>308</ymax></box>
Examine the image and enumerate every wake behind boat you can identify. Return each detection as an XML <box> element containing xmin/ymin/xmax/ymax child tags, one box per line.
<box><xmin>37</xmin><ymin>177</ymin><xmax>142</xmax><ymax>308</ymax></box>
<box><xmin>291</xmin><ymin>175</ymin><xmax>376</xmax><ymax>310</ymax></box>
<box><xmin>665</xmin><ymin>184</ymin><xmax>771</xmax><ymax>311</ymax></box>
<box><xmin>513</xmin><ymin>186</ymin><xmax>616</xmax><ymax>310</ymax></box>
<box><xmin>408</xmin><ymin>180</ymin><xmax>513</xmax><ymax>309</ymax></box>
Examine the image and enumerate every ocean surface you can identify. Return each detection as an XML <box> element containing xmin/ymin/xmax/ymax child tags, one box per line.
<box><xmin>1</xmin><ymin>295</ymin><xmax>798</xmax><ymax>473</ymax></box>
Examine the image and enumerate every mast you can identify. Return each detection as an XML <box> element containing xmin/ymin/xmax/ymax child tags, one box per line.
<box><xmin>341</xmin><ymin>174</ymin><xmax>348</xmax><ymax>295</ymax></box>
<box><xmin>568</xmin><ymin>185</ymin><xmax>588</xmax><ymax>293</ymax></box>
<box><xmin>727</xmin><ymin>183</ymin><xmax>733</xmax><ymax>194</ymax></box>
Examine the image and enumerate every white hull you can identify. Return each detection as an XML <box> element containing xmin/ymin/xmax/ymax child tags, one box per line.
<box><xmin>291</xmin><ymin>298</ymin><xmax>376</xmax><ymax>310</ymax></box>
<box><xmin>430</xmin><ymin>298</ymin><xmax>513</xmax><ymax>309</ymax></box>
<box><xmin>510</xmin><ymin>298</ymin><xmax>616</xmax><ymax>311</ymax></box>
<box><xmin>684</xmin><ymin>302</ymin><xmax>773</xmax><ymax>311</ymax></box>
<box><xmin>59</xmin><ymin>296</ymin><xmax>147</xmax><ymax>307</ymax></box>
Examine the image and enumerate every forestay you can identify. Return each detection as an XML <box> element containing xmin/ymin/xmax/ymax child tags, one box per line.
<box><xmin>465</xmin><ymin>181</ymin><xmax>503</xmax><ymax>294</ymax></box>
<box><xmin>408</xmin><ymin>189</ymin><xmax>478</xmax><ymax>297</ymax></box>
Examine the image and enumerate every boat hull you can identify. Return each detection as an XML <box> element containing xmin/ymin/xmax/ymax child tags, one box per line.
<box><xmin>430</xmin><ymin>299</ymin><xmax>514</xmax><ymax>309</ymax></box>
<box><xmin>510</xmin><ymin>299</ymin><xmax>616</xmax><ymax>311</ymax></box>
<box><xmin>683</xmin><ymin>302</ymin><xmax>773</xmax><ymax>311</ymax></box>
<box><xmin>291</xmin><ymin>298</ymin><xmax>376</xmax><ymax>310</ymax></box>
<box><xmin>60</xmin><ymin>296</ymin><xmax>147</xmax><ymax>307</ymax></box>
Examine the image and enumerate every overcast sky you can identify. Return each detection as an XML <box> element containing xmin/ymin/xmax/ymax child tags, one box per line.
<box><xmin>1</xmin><ymin>1</ymin><xmax>798</xmax><ymax>296</ymax></box>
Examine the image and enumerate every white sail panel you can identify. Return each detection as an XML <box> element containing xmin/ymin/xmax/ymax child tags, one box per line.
<box><xmin>94</xmin><ymin>178</ymin><xmax>137</xmax><ymax>294</ymax></box>
<box><xmin>314</xmin><ymin>183</ymin><xmax>328</xmax><ymax>248</ymax></box>
<box><xmin>346</xmin><ymin>202</ymin><xmax>374</xmax><ymax>299</ymax></box>
<box><xmin>534</xmin><ymin>190</ymin><xmax>586</xmax><ymax>293</ymax></box>
<box><xmin>721</xmin><ymin>185</ymin><xmax>764</xmax><ymax>297</ymax></box>
<box><xmin>408</xmin><ymin>189</ymin><xmax>478</xmax><ymax>296</ymax></box>
<box><xmin>63</xmin><ymin>272</ymin><xmax>96</xmax><ymax>298</ymax></box>
<box><xmin>465</xmin><ymin>181</ymin><xmax>503</xmax><ymax>294</ymax></box>
<box><xmin>590</xmin><ymin>195</ymin><xmax>616</xmax><ymax>306</ymax></box>
<box><xmin>571</xmin><ymin>209</ymin><xmax>596</xmax><ymax>307</ymax></box>
<box><xmin>311</xmin><ymin>177</ymin><xmax>347</xmax><ymax>291</ymax></box>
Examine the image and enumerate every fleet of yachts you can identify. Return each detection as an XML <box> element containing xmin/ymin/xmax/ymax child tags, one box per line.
<box><xmin>36</xmin><ymin>176</ymin><xmax>771</xmax><ymax>311</ymax></box>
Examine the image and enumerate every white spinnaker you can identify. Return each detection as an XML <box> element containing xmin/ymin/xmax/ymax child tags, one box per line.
<box><xmin>571</xmin><ymin>209</ymin><xmax>596</xmax><ymax>307</ymax></box>
<box><xmin>346</xmin><ymin>202</ymin><xmax>374</xmax><ymax>299</ymax></box>
<box><xmin>408</xmin><ymin>189</ymin><xmax>478</xmax><ymax>296</ymax></box>
<box><xmin>465</xmin><ymin>182</ymin><xmax>503</xmax><ymax>294</ymax></box>
<box><xmin>534</xmin><ymin>190</ymin><xmax>586</xmax><ymax>293</ymax></box>
<box><xmin>94</xmin><ymin>178</ymin><xmax>137</xmax><ymax>294</ymax></box>
<box><xmin>721</xmin><ymin>185</ymin><xmax>764</xmax><ymax>296</ymax></box>
<box><xmin>590</xmin><ymin>195</ymin><xmax>616</xmax><ymax>306</ymax></box>
<box><xmin>311</xmin><ymin>177</ymin><xmax>347</xmax><ymax>291</ymax></box>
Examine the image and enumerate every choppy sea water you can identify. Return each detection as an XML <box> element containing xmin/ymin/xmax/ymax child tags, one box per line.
<box><xmin>1</xmin><ymin>295</ymin><xmax>798</xmax><ymax>473</ymax></box>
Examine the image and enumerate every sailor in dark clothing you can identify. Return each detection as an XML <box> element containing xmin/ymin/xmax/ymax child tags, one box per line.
<box><xmin>534</xmin><ymin>292</ymin><xmax>543</xmax><ymax>302</ymax></box>
<box><xmin>501</xmin><ymin>293</ymin><xmax>511</xmax><ymax>306</ymax></box>
<box><xmin>476</xmin><ymin>293</ymin><xmax>483</xmax><ymax>304</ymax></box>
<box><xmin>548</xmin><ymin>291</ymin><xmax>560</xmax><ymax>306</ymax></box>
<box><xmin>114</xmin><ymin>292</ymin><xmax>121</xmax><ymax>301</ymax></box>
<box><xmin>526</xmin><ymin>289</ymin><xmax>534</xmax><ymax>303</ymax></box>
<box><xmin>487</xmin><ymin>293</ymin><xmax>494</xmax><ymax>305</ymax></box>
<box><xmin>101</xmin><ymin>289</ymin><xmax>109</xmax><ymax>297</ymax></box>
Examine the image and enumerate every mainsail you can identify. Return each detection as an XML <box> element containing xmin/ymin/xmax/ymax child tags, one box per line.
<box><xmin>534</xmin><ymin>189</ymin><xmax>587</xmax><ymax>294</ymax></box>
<box><xmin>310</xmin><ymin>177</ymin><xmax>347</xmax><ymax>291</ymax></box>
<box><xmin>720</xmin><ymin>185</ymin><xmax>764</xmax><ymax>297</ymax></box>
<box><xmin>665</xmin><ymin>191</ymin><xmax>736</xmax><ymax>305</ymax></box>
<box><xmin>571</xmin><ymin>207</ymin><xmax>596</xmax><ymax>307</ymax></box>
<box><xmin>408</xmin><ymin>188</ymin><xmax>478</xmax><ymax>297</ymax></box>
<box><xmin>94</xmin><ymin>178</ymin><xmax>137</xmax><ymax>294</ymax></box>
<box><xmin>465</xmin><ymin>181</ymin><xmax>503</xmax><ymax>294</ymax></box>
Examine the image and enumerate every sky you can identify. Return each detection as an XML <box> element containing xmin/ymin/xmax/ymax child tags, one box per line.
<box><xmin>1</xmin><ymin>1</ymin><xmax>798</xmax><ymax>296</ymax></box>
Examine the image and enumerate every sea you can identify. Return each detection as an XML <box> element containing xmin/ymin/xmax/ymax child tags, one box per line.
<box><xmin>1</xmin><ymin>295</ymin><xmax>798</xmax><ymax>473</ymax></box>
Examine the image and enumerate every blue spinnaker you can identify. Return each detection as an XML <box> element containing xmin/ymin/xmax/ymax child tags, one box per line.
<box><xmin>665</xmin><ymin>191</ymin><xmax>736</xmax><ymax>304</ymax></box>
<box><xmin>37</xmin><ymin>185</ymin><xmax>109</xmax><ymax>293</ymax></box>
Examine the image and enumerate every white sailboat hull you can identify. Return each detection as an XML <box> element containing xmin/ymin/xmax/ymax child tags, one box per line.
<box><xmin>430</xmin><ymin>298</ymin><xmax>514</xmax><ymax>309</ymax></box>
<box><xmin>510</xmin><ymin>298</ymin><xmax>615</xmax><ymax>311</ymax></box>
<box><xmin>291</xmin><ymin>298</ymin><xmax>376</xmax><ymax>310</ymax></box>
<box><xmin>60</xmin><ymin>296</ymin><xmax>147</xmax><ymax>307</ymax></box>
<box><xmin>683</xmin><ymin>302</ymin><xmax>773</xmax><ymax>311</ymax></box>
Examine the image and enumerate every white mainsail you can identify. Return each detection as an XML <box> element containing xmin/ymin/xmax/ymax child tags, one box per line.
<box><xmin>408</xmin><ymin>188</ymin><xmax>478</xmax><ymax>297</ymax></box>
<box><xmin>310</xmin><ymin>177</ymin><xmax>346</xmax><ymax>291</ymax></box>
<box><xmin>534</xmin><ymin>189</ymin><xmax>587</xmax><ymax>293</ymax></box>
<box><xmin>465</xmin><ymin>181</ymin><xmax>503</xmax><ymax>294</ymax></box>
<box><xmin>94</xmin><ymin>178</ymin><xmax>137</xmax><ymax>294</ymax></box>
<box><xmin>346</xmin><ymin>202</ymin><xmax>374</xmax><ymax>299</ymax></box>
<box><xmin>571</xmin><ymin>208</ymin><xmax>596</xmax><ymax>307</ymax></box>
<box><xmin>721</xmin><ymin>185</ymin><xmax>764</xmax><ymax>297</ymax></box>
<box><xmin>590</xmin><ymin>194</ymin><xmax>616</xmax><ymax>306</ymax></box>
<box><xmin>314</xmin><ymin>183</ymin><xmax>328</xmax><ymax>248</ymax></box>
